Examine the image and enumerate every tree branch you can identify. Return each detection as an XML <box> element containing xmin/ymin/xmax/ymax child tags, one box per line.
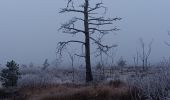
<box><xmin>57</xmin><ymin>40</ymin><xmax>85</xmax><ymax>55</ymax></box>
<box><xmin>59</xmin><ymin>18</ymin><xmax>85</xmax><ymax>34</ymax></box>
<box><xmin>88</xmin><ymin>3</ymin><xmax>105</xmax><ymax>12</ymax></box>
<box><xmin>89</xmin><ymin>22</ymin><xmax>113</xmax><ymax>26</ymax></box>
<box><xmin>60</xmin><ymin>8</ymin><xmax>84</xmax><ymax>13</ymax></box>
<box><xmin>89</xmin><ymin>27</ymin><xmax>119</xmax><ymax>34</ymax></box>
<box><xmin>74</xmin><ymin>53</ymin><xmax>85</xmax><ymax>58</ymax></box>
<box><xmin>89</xmin><ymin>37</ymin><xmax>117</xmax><ymax>53</ymax></box>
<box><xmin>89</xmin><ymin>17</ymin><xmax>121</xmax><ymax>22</ymax></box>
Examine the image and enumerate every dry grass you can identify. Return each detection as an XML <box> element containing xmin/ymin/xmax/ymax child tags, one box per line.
<box><xmin>13</xmin><ymin>81</ymin><xmax>145</xmax><ymax>100</ymax></box>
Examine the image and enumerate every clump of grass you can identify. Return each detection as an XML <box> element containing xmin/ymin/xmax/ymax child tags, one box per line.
<box><xmin>108</xmin><ymin>80</ymin><xmax>125</xmax><ymax>87</ymax></box>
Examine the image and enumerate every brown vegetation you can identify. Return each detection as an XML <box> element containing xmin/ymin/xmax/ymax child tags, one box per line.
<box><xmin>12</xmin><ymin>81</ymin><xmax>145</xmax><ymax>100</ymax></box>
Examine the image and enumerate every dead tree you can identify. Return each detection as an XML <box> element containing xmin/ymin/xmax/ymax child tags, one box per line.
<box><xmin>133</xmin><ymin>50</ymin><xmax>139</xmax><ymax>75</ymax></box>
<box><xmin>133</xmin><ymin>50</ymin><xmax>139</xmax><ymax>67</ymax></box>
<box><xmin>57</xmin><ymin>0</ymin><xmax>121</xmax><ymax>82</ymax></box>
<box><xmin>42</xmin><ymin>59</ymin><xmax>50</xmax><ymax>70</ymax></box>
<box><xmin>68</xmin><ymin>52</ymin><xmax>75</xmax><ymax>82</ymax></box>
<box><xmin>139</xmin><ymin>38</ymin><xmax>153</xmax><ymax>70</ymax></box>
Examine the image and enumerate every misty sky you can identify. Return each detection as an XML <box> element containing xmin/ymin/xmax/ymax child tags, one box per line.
<box><xmin>0</xmin><ymin>0</ymin><xmax>170</xmax><ymax>65</ymax></box>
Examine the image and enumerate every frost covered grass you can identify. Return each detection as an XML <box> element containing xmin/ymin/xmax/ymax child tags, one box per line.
<box><xmin>1</xmin><ymin>63</ymin><xmax>170</xmax><ymax>100</ymax></box>
<box><xmin>18</xmin><ymin>66</ymin><xmax>86</xmax><ymax>87</ymax></box>
<box><xmin>18</xmin><ymin>65</ymin><xmax>170</xmax><ymax>100</ymax></box>
<box><xmin>128</xmin><ymin>66</ymin><xmax>170</xmax><ymax>100</ymax></box>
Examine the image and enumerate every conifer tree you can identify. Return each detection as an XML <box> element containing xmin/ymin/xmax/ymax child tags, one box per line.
<box><xmin>0</xmin><ymin>60</ymin><xmax>20</xmax><ymax>88</ymax></box>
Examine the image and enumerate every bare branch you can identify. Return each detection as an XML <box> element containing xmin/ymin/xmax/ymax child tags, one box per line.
<box><xmin>59</xmin><ymin>18</ymin><xmax>85</xmax><ymax>34</ymax></box>
<box><xmin>88</xmin><ymin>3</ymin><xmax>106</xmax><ymax>12</ymax></box>
<box><xmin>89</xmin><ymin>22</ymin><xmax>113</xmax><ymax>26</ymax></box>
<box><xmin>74</xmin><ymin>17</ymin><xmax>85</xmax><ymax>22</ymax></box>
<box><xmin>89</xmin><ymin>27</ymin><xmax>119</xmax><ymax>34</ymax></box>
<box><xmin>60</xmin><ymin>8</ymin><xmax>84</xmax><ymax>13</ymax></box>
<box><xmin>74</xmin><ymin>43</ymin><xmax>85</xmax><ymax>58</ymax></box>
<box><xmin>146</xmin><ymin>39</ymin><xmax>153</xmax><ymax>58</ymax></box>
<box><xmin>74</xmin><ymin>53</ymin><xmax>85</xmax><ymax>58</ymax></box>
<box><xmin>57</xmin><ymin>40</ymin><xmax>85</xmax><ymax>55</ymax></box>
<box><xmin>89</xmin><ymin>17</ymin><xmax>122</xmax><ymax>22</ymax></box>
<box><xmin>61</xmin><ymin>27</ymin><xmax>85</xmax><ymax>34</ymax></box>
<box><xmin>67</xmin><ymin>0</ymin><xmax>73</xmax><ymax>8</ymax></box>
<box><xmin>90</xmin><ymin>37</ymin><xmax>117</xmax><ymax>53</ymax></box>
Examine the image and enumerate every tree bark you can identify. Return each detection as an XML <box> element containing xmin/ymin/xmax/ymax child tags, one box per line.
<box><xmin>84</xmin><ymin>0</ymin><xmax>93</xmax><ymax>82</ymax></box>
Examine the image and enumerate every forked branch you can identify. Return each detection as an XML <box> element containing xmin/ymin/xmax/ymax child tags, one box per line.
<box><xmin>57</xmin><ymin>40</ymin><xmax>85</xmax><ymax>55</ymax></box>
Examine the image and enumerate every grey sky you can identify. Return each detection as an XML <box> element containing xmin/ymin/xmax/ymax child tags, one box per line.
<box><xmin>0</xmin><ymin>0</ymin><xmax>170</xmax><ymax>65</ymax></box>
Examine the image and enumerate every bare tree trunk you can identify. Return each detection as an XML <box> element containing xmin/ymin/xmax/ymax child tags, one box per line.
<box><xmin>68</xmin><ymin>52</ymin><xmax>75</xmax><ymax>82</ymax></box>
<box><xmin>142</xmin><ymin>43</ymin><xmax>145</xmax><ymax>70</ymax></box>
<box><xmin>84</xmin><ymin>0</ymin><xmax>93</xmax><ymax>82</ymax></box>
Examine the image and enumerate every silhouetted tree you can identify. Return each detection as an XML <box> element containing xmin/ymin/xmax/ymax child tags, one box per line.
<box><xmin>57</xmin><ymin>0</ymin><xmax>121</xmax><ymax>82</ymax></box>
<box><xmin>68</xmin><ymin>52</ymin><xmax>75</xmax><ymax>82</ymax></box>
<box><xmin>139</xmin><ymin>38</ymin><xmax>153</xmax><ymax>70</ymax></box>
<box><xmin>117</xmin><ymin>57</ymin><xmax>126</xmax><ymax>72</ymax></box>
<box><xmin>133</xmin><ymin>50</ymin><xmax>139</xmax><ymax>67</ymax></box>
<box><xmin>42</xmin><ymin>59</ymin><xmax>50</xmax><ymax>70</ymax></box>
<box><xmin>0</xmin><ymin>60</ymin><xmax>20</xmax><ymax>88</ymax></box>
<box><xmin>117</xmin><ymin>57</ymin><xmax>126</xmax><ymax>67</ymax></box>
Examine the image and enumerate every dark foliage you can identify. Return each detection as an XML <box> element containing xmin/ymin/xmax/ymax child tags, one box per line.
<box><xmin>0</xmin><ymin>60</ymin><xmax>20</xmax><ymax>88</ymax></box>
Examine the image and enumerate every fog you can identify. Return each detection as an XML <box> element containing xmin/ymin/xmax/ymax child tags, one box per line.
<box><xmin>0</xmin><ymin>0</ymin><xmax>170</xmax><ymax>65</ymax></box>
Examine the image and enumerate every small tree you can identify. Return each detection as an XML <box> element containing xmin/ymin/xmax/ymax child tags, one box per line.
<box><xmin>42</xmin><ymin>59</ymin><xmax>50</xmax><ymax>70</ymax></box>
<box><xmin>117</xmin><ymin>57</ymin><xmax>126</xmax><ymax>67</ymax></box>
<box><xmin>117</xmin><ymin>57</ymin><xmax>126</xmax><ymax>72</ymax></box>
<box><xmin>68</xmin><ymin>52</ymin><xmax>75</xmax><ymax>82</ymax></box>
<box><xmin>0</xmin><ymin>60</ymin><xmax>20</xmax><ymax>88</ymax></box>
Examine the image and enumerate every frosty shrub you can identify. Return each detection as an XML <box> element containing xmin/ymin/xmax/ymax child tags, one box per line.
<box><xmin>128</xmin><ymin>66</ymin><xmax>170</xmax><ymax>100</ymax></box>
<box><xmin>18</xmin><ymin>68</ymin><xmax>68</xmax><ymax>87</ymax></box>
<box><xmin>18</xmin><ymin>74</ymin><xmax>53</xmax><ymax>87</ymax></box>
